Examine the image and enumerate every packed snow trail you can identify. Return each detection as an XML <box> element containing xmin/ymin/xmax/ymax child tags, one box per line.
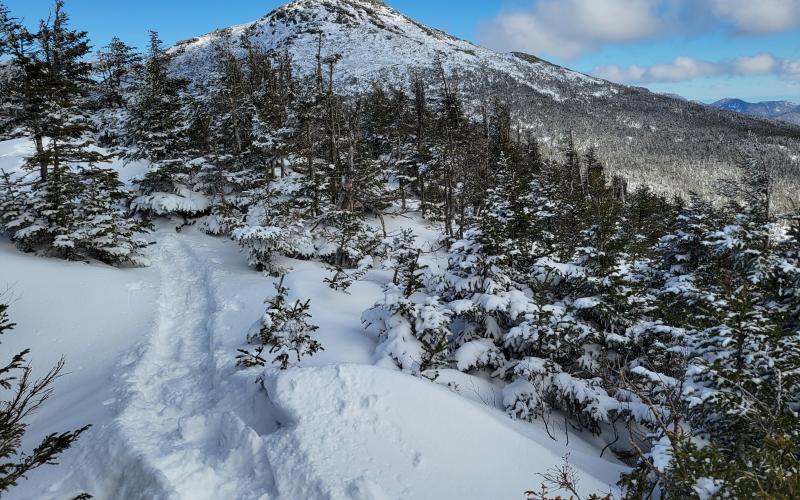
<box><xmin>84</xmin><ymin>235</ymin><xmax>275</xmax><ymax>500</ymax></box>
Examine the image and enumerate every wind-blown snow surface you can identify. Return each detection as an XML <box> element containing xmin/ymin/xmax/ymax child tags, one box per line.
<box><xmin>1</xmin><ymin>135</ymin><xmax>624</xmax><ymax>499</ymax></box>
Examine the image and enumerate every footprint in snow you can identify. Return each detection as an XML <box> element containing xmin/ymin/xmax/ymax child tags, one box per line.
<box><xmin>125</xmin><ymin>281</ymin><xmax>145</xmax><ymax>292</ymax></box>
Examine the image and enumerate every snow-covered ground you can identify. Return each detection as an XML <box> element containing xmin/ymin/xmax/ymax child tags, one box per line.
<box><xmin>1</xmin><ymin>138</ymin><xmax>625</xmax><ymax>499</ymax></box>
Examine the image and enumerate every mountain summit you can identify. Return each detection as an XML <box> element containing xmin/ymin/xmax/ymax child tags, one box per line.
<box><xmin>169</xmin><ymin>0</ymin><xmax>800</xmax><ymax>192</ymax></box>
<box><xmin>170</xmin><ymin>0</ymin><xmax>606</xmax><ymax>100</ymax></box>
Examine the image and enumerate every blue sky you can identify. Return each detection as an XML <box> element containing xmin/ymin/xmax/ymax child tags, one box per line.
<box><xmin>4</xmin><ymin>0</ymin><xmax>799</xmax><ymax>103</ymax></box>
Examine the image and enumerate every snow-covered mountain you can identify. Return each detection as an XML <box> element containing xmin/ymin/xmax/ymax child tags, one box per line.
<box><xmin>165</xmin><ymin>0</ymin><xmax>800</xmax><ymax>194</ymax></box>
<box><xmin>169</xmin><ymin>0</ymin><xmax>609</xmax><ymax>100</ymax></box>
<box><xmin>3</xmin><ymin>2</ymin><xmax>800</xmax><ymax>498</ymax></box>
<box><xmin>711</xmin><ymin>98</ymin><xmax>800</xmax><ymax>126</ymax></box>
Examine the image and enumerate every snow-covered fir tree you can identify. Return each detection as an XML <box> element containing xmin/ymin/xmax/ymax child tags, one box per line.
<box><xmin>363</xmin><ymin>232</ymin><xmax>452</xmax><ymax>372</ymax></box>
<box><xmin>238</xmin><ymin>277</ymin><xmax>322</xmax><ymax>370</ymax></box>
<box><xmin>232</xmin><ymin>173</ymin><xmax>316</xmax><ymax>275</ymax></box>
<box><xmin>95</xmin><ymin>36</ymin><xmax>141</xmax><ymax>110</ymax></box>
<box><xmin>0</xmin><ymin>0</ymin><xmax>148</xmax><ymax>265</ymax></box>
<box><xmin>621</xmin><ymin>149</ymin><xmax>800</xmax><ymax>499</ymax></box>
<box><xmin>126</xmin><ymin>31</ymin><xmax>205</xmax><ymax>218</ymax></box>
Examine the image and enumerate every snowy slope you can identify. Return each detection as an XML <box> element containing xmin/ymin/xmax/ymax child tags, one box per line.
<box><xmin>169</xmin><ymin>0</ymin><xmax>609</xmax><ymax>102</ymax></box>
<box><xmin>0</xmin><ymin>137</ymin><xmax>34</xmax><ymax>174</ymax></box>
<box><xmin>2</xmin><ymin>136</ymin><xmax>625</xmax><ymax>499</ymax></box>
<box><xmin>0</xmin><ymin>239</ymin><xmax>160</xmax><ymax>499</ymax></box>
<box><xmin>261</xmin><ymin>364</ymin><xmax>623</xmax><ymax>499</ymax></box>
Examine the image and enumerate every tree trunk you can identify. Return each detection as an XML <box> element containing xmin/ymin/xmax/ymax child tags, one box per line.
<box><xmin>34</xmin><ymin>133</ymin><xmax>47</xmax><ymax>181</ymax></box>
<box><xmin>341</xmin><ymin>128</ymin><xmax>355</xmax><ymax>212</ymax></box>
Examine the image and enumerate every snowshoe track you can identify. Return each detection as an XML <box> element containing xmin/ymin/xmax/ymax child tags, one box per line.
<box><xmin>101</xmin><ymin>235</ymin><xmax>274</xmax><ymax>500</ymax></box>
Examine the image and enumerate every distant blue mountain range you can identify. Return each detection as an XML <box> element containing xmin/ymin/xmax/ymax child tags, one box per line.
<box><xmin>711</xmin><ymin>98</ymin><xmax>800</xmax><ymax>126</ymax></box>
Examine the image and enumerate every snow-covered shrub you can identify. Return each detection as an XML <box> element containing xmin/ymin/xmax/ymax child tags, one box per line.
<box><xmin>0</xmin><ymin>168</ymin><xmax>150</xmax><ymax>266</ymax></box>
<box><xmin>231</xmin><ymin>181</ymin><xmax>316</xmax><ymax>274</ymax></box>
<box><xmin>316</xmin><ymin>210</ymin><xmax>383</xmax><ymax>268</ymax></box>
<box><xmin>130</xmin><ymin>185</ymin><xmax>211</xmax><ymax>218</ymax></box>
<box><xmin>442</xmin><ymin>228</ymin><xmax>529</xmax><ymax>347</ymax></box>
<box><xmin>453</xmin><ymin>339</ymin><xmax>503</xmax><ymax>372</ymax></box>
<box><xmin>503</xmin><ymin>357</ymin><xmax>617</xmax><ymax>432</ymax></box>
<box><xmin>237</xmin><ymin>277</ymin><xmax>322</xmax><ymax>370</ymax></box>
<box><xmin>201</xmin><ymin>202</ymin><xmax>245</xmax><ymax>236</ymax></box>
<box><xmin>362</xmin><ymin>283</ymin><xmax>453</xmax><ymax>372</ymax></box>
<box><xmin>323</xmin><ymin>258</ymin><xmax>372</xmax><ymax>293</ymax></box>
<box><xmin>363</xmin><ymin>285</ymin><xmax>424</xmax><ymax>372</ymax></box>
<box><xmin>64</xmin><ymin>168</ymin><xmax>151</xmax><ymax>266</ymax></box>
<box><xmin>382</xmin><ymin>229</ymin><xmax>423</xmax><ymax>284</ymax></box>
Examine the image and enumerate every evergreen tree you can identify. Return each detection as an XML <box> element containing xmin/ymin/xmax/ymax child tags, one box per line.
<box><xmin>237</xmin><ymin>277</ymin><xmax>322</xmax><ymax>369</ymax></box>
<box><xmin>293</xmin><ymin>73</ymin><xmax>329</xmax><ymax>218</ymax></box>
<box><xmin>0</xmin><ymin>3</ymin><xmax>12</xmax><ymax>54</ymax></box>
<box><xmin>442</xmin><ymin>226</ymin><xmax>528</xmax><ymax>354</ymax></box>
<box><xmin>127</xmin><ymin>31</ymin><xmax>199</xmax><ymax>217</ymax></box>
<box><xmin>0</xmin><ymin>1</ymin><xmax>147</xmax><ymax>265</ymax></box>
<box><xmin>363</xmin><ymin>243</ymin><xmax>452</xmax><ymax>373</ymax></box>
<box><xmin>30</xmin><ymin>0</ymin><xmax>102</xmax><ymax>176</ymax></box>
<box><xmin>0</xmin><ymin>299</ymin><xmax>90</xmax><ymax>493</ymax></box>
<box><xmin>201</xmin><ymin>42</ymin><xmax>253</xmax><ymax>201</ymax></box>
<box><xmin>95</xmin><ymin>36</ymin><xmax>140</xmax><ymax>109</ymax></box>
<box><xmin>65</xmin><ymin>168</ymin><xmax>150</xmax><ymax>265</ymax></box>
<box><xmin>231</xmin><ymin>175</ymin><xmax>316</xmax><ymax>275</ymax></box>
<box><xmin>690</xmin><ymin>204</ymin><xmax>797</xmax><ymax>448</ymax></box>
<box><xmin>621</xmin><ymin>157</ymin><xmax>800</xmax><ymax>498</ymax></box>
<box><xmin>317</xmin><ymin>209</ymin><xmax>383</xmax><ymax>269</ymax></box>
<box><xmin>0</xmin><ymin>4</ymin><xmax>48</xmax><ymax>178</ymax></box>
<box><xmin>0</xmin><ymin>170</ymin><xmax>37</xmax><ymax>244</ymax></box>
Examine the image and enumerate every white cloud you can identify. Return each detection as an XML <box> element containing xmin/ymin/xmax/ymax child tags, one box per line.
<box><xmin>783</xmin><ymin>59</ymin><xmax>800</xmax><ymax>80</ymax></box>
<box><xmin>478</xmin><ymin>0</ymin><xmax>664</xmax><ymax>59</ymax></box>
<box><xmin>592</xmin><ymin>54</ymin><xmax>800</xmax><ymax>84</ymax></box>
<box><xmin>478</xmin><ymin>0</ymin><xmax>800</xmax><ymax>59</ymax></box>
<box><xmin>708</xmin><ymin>0</ymin><xmax>800</xmax><ymax>34</ymax></box>
<box><xmin>733</xmin><ymin>54</ymin><xmax>779</xmax><ymax>75</ymax></box>
<box><xmin>593</xmin><ymin>57</ymin><xmax>719</xmax><ymax>83</ymax></box>
<box><xmin>648</xmin><ymin>57</ymin><xmax>722</xmax><ymax>81</ymax></box>
<box><xmin>536</xmin><ymin>0</ymin><xmax>663</xmax><ymax>42</ymax></box>
<box><xmin>592</xmin><ymin>64</ymin><xmax>648</xmax><ymax>83</ymax></box>
<box><xmin>478</xmin><ymin>12</ymin><xmax>585</xmax><ymax>59</ymax></box>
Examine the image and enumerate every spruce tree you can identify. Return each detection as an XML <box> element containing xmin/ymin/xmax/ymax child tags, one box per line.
<box><xmin>363</xmin><ymin>244</ymin><xmax>452</xmax><ymax>373</ymax></box>
<box><xmin>0</xmin><ymin>5</ymin><xmax>48</xmax><ymax>177</ymax></box>
<box><xmin>0</xmin><ymin>1</ymin><xmax>147</xmax><ymax>265</ymax></box>
<box><xmin>65</xmin><ymin>167</ymin><xmax>150</xmax><ymax>265</ymax></box>
<box><xmin>620</xmin><ymin>152</ymin><xmax>800</xmax><ymax>498</ymax></box>
<box><xmin>0</xmin><ymin>300</ymin><xmax>90</xmax><ymax>493</ymax></box>
<box><xmin>127</xmin><ymin>31</ymin><xmax>198</xmax><ymax>216</ymax></box>
<box><xmin>202</xmin><ymin>42</ymin><xmax>253</xmax><ymax>201</ymax></box>
<box><xmin>238</xmin><ymin>277</ymin><xmax>322</xmax><ymax>369</ymax></box>
<box><xmin>95</xmin><ymin>36</ymin><xmax>140</xmax><ymax>109</ymax></box>
<box><xmin>293</xmin><ymin>73</ymin><xmax>329</xmax><ymax>218</ymax></box>
<box><xmin>0</xmin><ymin>3</ymin><xmax>11</xmax><ymax>54</ymax></box>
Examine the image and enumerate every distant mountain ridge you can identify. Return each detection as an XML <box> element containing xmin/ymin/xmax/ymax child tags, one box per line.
<box><xmin>711</xmin><ymin>98</ymin><xmax>800</xmax><ymax>126</ymax></box>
